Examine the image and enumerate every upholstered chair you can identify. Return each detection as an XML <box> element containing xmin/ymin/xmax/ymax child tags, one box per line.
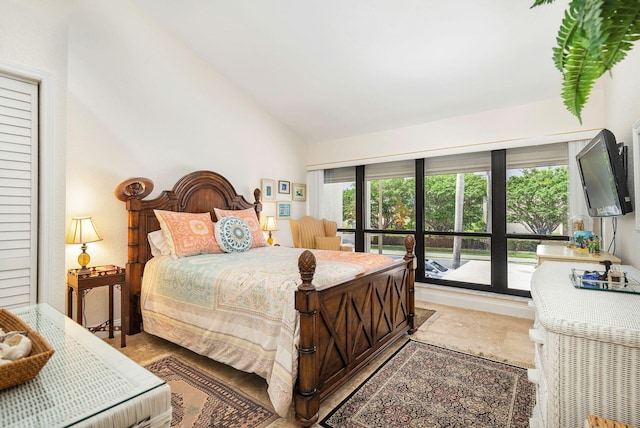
<box><xmin>289</xmin><ymin>216</ymin><xmax>353</xmax><ymax>251</ymax></box>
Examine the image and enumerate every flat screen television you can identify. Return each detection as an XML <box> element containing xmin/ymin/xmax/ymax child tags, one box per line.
<box><xmin>576</xmin><ymin>129</ymin><xmax>633</xmax><ymax>217</ymax></box>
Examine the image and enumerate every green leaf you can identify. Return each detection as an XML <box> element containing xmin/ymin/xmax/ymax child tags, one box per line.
<box><xmin>561</xmin><ymin>42</ymin><xmax>605</xmax><ymax>122</ymax></box>
<box><xmin>580</xmin><ymin>0</ymin><xmax>606</xmax><ymax>58</ymax></box>
<box><xmin>553</xmin><ymin>1</ymin><xmax>586</xmax><ymax>71</ymax></box>
<box><xmin>598</xmin><ymin>0</ymin><xmax>640</xmax><ymax>70</ymax></box>
<box><xmin>539</xmin><ymin>0</ymin><xmax>640</xmax><ymax>122</ymax></box>
<box><xmin>531</xmin><ymin>0</ymin><xmax>556</xmax><ymax>8</ymax></box>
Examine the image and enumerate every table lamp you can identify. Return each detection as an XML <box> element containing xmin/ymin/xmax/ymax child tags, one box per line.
<box><xmin>66</xmin><ymin>217</ymin><xmax>103</xmax><ymax>273</ymax></box>
<box><xmin>262</xmin><ymin>216</ymin><xmax>278</xmax><ymax>245</ymax></box>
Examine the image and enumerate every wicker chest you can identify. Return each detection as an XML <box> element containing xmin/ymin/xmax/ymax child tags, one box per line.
<box><xmin>529</xmin><ymin>261</ymin><xmax>640</xmax><ymax>428</ymax></box>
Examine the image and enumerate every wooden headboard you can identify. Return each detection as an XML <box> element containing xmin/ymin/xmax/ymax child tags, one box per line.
<box><xmin>114</xmin><ymin>170</ymin><xmax>262</xmax><ymax>334</ymax></box>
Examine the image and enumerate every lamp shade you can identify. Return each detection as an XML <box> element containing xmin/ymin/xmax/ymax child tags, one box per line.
<box><xmin>65</xmin><ymin>217</ymin><xmax>103</xmax><ymax>245</ymax></box>
<box><xmin>263</xmin><ymin>216</ymin><xmax>278</xmax><ymax>232</ymax></box>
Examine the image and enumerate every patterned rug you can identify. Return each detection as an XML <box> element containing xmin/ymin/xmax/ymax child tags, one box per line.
<box><xmin>320</xmin><ymin>340</ymin><xmax>535</xmax><ymax>428</ymax></box>
<box><xmin>145</xmin><ymin>355</ymin><xmax>277</xmax><ymax>428</ymax></box>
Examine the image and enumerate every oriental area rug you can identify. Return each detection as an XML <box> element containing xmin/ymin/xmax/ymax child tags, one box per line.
<box><xmin>320</xmin><ymin>340</ymin><xmax>535</xmax><ymax>428</ymax></box>
<box><xmin>144</xmin><ymin>355</ymin><xmax>277</xmax><ymax>428</ymax></box>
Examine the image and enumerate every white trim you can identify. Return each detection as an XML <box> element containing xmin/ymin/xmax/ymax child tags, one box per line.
<box><xmin>0</xmin><ymin>60</ymin><xmax>57</xmax><ymax>307</ymax></box>
<box><xmin>415</xmin><ymin>282</ymin><xmax>535</xmax><ymax>320</ymax></box>
<box><xmin>307</xmin><ymin>130</ymin><xmax>599</xmax><ymax>171</ymax></box>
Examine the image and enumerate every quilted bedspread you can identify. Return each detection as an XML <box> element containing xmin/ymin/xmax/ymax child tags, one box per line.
<box><xmin>140</xmin><ymin>245</ymin><xmax>393</xmax><ymax>417</ymax></box>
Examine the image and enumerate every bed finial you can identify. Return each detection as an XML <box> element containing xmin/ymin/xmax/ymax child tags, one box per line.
<box><xmin>403</xmin><ymin>234</ymin><xmax>415</xmax><ymax>260</ymax></box>
<box><xmin>298</xmin><ymin>250</ymin><xmax>316</xmax><ymax>291</ymax></box>
<box><xmin>114</xmin><ymin>177</ymin><xmax>154</xmax><ymax>202</ymax></box>
<box><xmin>253</xmin><ymin>188</ymin><xmax>263</xmax><ymax>218</ymax></box>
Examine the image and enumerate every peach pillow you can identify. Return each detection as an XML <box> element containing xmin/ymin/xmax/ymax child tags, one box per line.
<box><xmin>314</xmin><ymin>236</ymin><xmax>341</xmax><ymax>251</ymax></box>
<box><xmin>214</xmin><ymin>207</ymin><xmax>267</xmax><ymax>248</ymax></box>
<box><xmin>154</xmin><ymin>210</ymin><xmax>222</xmax><ymax>257</ymax></box>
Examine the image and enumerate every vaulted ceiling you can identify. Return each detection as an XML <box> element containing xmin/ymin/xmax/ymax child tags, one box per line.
<box><xmin>133</xmin><ymin>0</ymin><xmax>570</xmax><ymax>143</ymax></box>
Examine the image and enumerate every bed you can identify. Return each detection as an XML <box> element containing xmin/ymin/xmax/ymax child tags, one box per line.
<box><xmin>115</xmin><ymin>170</ymin><xmax>416</xmax><ymax>426</ymax></box>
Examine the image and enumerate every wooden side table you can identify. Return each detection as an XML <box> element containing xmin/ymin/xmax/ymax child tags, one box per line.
<box><xmin>536</xmin><ymin>244</ymin><xmax>621</xmax><ymax>266</ymax></box>
<box><xmin>67</xmin><ymin>265</ymin><xmax>128</xmax><ymax>347</ymax></box>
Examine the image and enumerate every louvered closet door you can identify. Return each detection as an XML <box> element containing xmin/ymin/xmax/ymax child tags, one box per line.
<box><xmin>0</xmin><ymin>74</ymin><xmax>38</xmax><ymax>308</ymax></box>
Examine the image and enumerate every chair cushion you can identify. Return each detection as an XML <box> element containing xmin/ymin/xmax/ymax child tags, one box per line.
<box><xmin>315</xmin><ymin>236</ymin><xmax>341</xmax><ymax>251</ymax></box>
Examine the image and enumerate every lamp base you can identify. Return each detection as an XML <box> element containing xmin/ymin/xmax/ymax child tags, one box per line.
<box><xmin>267</xmin><ymin>233</ymin><xmax>274</xmax><ymax>246</ymax></box>
<box><xmin>77</xmin><ymin>244</ymin><xmax>91</xmax><ymax>272</ymax></box>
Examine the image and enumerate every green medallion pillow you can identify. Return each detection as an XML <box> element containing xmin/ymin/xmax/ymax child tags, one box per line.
<box><xmin>215</xmin><ymin>216</ymin><xmax>253</xmax><ymax>253</ymax></box>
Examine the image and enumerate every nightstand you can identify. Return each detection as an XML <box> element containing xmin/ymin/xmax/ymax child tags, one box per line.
<box><xmin>67</xmin><ymin>265</ymin><xmax>128</xmax><ymax>347</ymax></box>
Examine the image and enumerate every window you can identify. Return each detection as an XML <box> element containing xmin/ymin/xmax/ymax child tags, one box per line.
<box><xmin>365</xmin><ymin>160</ymin><xmax>415</xmax><ymax>255</ymax></box>
<box><xmin>423</xmin><ymin>153</ymin><xmax>492</xmax><ymax>284</ymax></box>
<box><xmin>319</xmin><ymin>142</ymin><xmax>571</xmax><ymax>297</ymax></box>
<box><xmin>505</xmin><ymin>143</ymin><xmax>569</xmax><ymax>291</ymax></box>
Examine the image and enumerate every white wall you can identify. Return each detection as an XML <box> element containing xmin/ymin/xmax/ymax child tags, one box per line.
<box><xmin>0</xmin><ymin>0</ymin><xmax>70</xmax><ymax>312</ymax></box>
<box><xmin>64</xmin><ymin>1</ymin><xmax>307</xmax><ymax>326</ymax></box>
<box><xmin>603</xmin><ymin>47</ymin><xmax>640</xmax><ymax>269</ymax></box>
<box><xmin>308</xmin><ymin>92</ymin><xmax>606</xmax><ymax>170</ymax></box>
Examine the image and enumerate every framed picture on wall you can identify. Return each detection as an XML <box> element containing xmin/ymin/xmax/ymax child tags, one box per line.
<box><xmin>261</xmin><ymin>179</ymin><xmax>276</xmax><ymax>202</ymax></box>
<box><xmin>292</xmin><ymin>183</ymin><xmax>306</xmax><ymax>201</ymax></box>
<box><xmin>277</xmin><ymin>201</ymin><xmax>291</xmax><ymax>219</ymax></box>
<box><xmin>278</xmin><ymin>180</ymin><xmax>290</xmax><ymax>194</ymax></box>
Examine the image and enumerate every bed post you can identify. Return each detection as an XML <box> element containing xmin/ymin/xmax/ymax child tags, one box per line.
<box><xmin>295</xmin><ymin>250</ymin><xmax>319</xmax><ymax>427</ymax></box>
<box><xmin>253</xmin><ymin>188</ymin><xmax>262</xmax><ymax>220</ymax></box>
<box><xmin>403</xmin><ymin>234</ymin><xmax>417</xmax><ymax>334</ymax></box>
<box><xmin>114</xmin><ymin>177</ymin><xmax>153</xmax><ymax>335</ymax></box>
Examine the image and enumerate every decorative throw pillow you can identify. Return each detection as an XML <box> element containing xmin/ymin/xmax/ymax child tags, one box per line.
<box><xmin>147</xmin><ymin>230</ymin><xmax>171</xmax><ymax>257</ymax></box>
<box><xmin>214</xmin><ymin>207</ymin><xmax>267</xmax><ymax>248</ymax></box>
<box><xmin>154</xmin><ymin>210</ymin><xmax>222</xmax><ymax>257</ymax></box>
<box><xmin>314</xmin><ymin>236</ymin><xmax>342</xmax><ymax>251</ymax></box>
<box><xmin>215</xmin><ymin>216</ymin><xmax>253</xmax><ymax>253</ymax></box>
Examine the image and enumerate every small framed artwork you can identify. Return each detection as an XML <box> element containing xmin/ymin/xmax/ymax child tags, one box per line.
<box><xmin>261</xmin><ymin>179</ymin><xmax>276</xmax><ymax>202</ymax></box>
<box><xmin>278</xmin><ymin>180</ymin><xmax>290</xmax><ymax>194</ymax></box>
<box><xmin>277</xmin><ymin>201</ymin><xmax>291</xmax><ymax>219</ymax></box>
<box><xmin>292</xmin><ymin>183</ymin><xmax>306</xmax><ymax>201</ymax></box>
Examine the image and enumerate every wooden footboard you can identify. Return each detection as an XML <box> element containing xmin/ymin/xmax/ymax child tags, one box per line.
<box><xmin>295</xmin><ymin>235</ymin><xmax>416</xmax><ymax>426</ymax></box>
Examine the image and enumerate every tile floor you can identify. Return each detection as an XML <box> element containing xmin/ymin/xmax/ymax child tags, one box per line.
<box><xmin>106</xmin><ymin>300</ymin><xmax>535</xmax><ymax>427</ymax></box>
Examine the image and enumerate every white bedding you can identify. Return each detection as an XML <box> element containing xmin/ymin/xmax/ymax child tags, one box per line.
<box><xmin>140</xmin><ymin>245</ymin><xmax>393</xmax><ymax>416</ymax></box>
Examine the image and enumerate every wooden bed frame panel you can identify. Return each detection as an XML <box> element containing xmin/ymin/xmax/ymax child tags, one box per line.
<box><xmin>115</xmin><ymin>170</ymin><xmax>415</xmax><ymax>426</ymax></box>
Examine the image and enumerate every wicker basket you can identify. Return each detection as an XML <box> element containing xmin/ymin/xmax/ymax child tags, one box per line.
<box><xmin>0</xmin><ymin>309</ymin><xmax>54</xmax><ymax>390</ymax></box>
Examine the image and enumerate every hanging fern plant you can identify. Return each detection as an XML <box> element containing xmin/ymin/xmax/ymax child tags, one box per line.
<box><xmin>532</xmin><ymin>0</ymin><xmax>640</xmax><ymax>123</ymax></box>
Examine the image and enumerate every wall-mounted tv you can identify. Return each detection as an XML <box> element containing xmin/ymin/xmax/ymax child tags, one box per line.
<box><xmin>576</xmin><ymin>129</ymin><xmax>633</xmax><ymax>217</ymax></box>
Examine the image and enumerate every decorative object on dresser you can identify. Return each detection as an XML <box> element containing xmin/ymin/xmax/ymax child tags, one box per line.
<box><xmin>114</xmin><ymin>170</ymin><xmax>416</xmax><ymax>426</ymax></box>
<box><xmin>65</xmin><ymin>216</ymin><xmax>102</xmax><ymax>273</ymax></box>
<box><xmin>67</xmin><ymin>265</ymin><xmax>128</xmax><ymax>347</ymax></box>
<box><xmin>262</xmin><ymin>215</ymin><xmax>278</xmax><ymax>245</ymax></box>
<box><xmin>529</xmin><ymin>261</ymin><xmax>640</xmax><ymax>428</ymax></box>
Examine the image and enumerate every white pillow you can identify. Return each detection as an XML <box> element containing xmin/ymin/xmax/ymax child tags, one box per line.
<box><xmin>215</xmin><ymin>217</ymin><xmax>252</xmax><ymax>253</ymax></box>
<box><xmin>148</xmin><ymin>230</ymin><xmax>171</xmax><ymax>257</ymax></box>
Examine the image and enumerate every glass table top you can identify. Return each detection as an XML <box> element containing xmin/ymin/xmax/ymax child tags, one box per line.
<box><xmin>1</xmin><ymin>304</ymin><xmax>166</xmax><ymax>427</ymax></box>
